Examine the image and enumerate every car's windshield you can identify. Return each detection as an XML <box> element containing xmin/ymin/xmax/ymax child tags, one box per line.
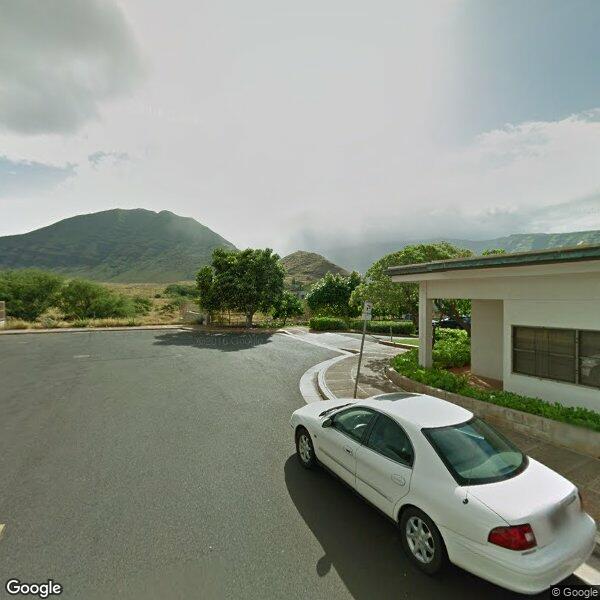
<box><xmin>423</xmin><ymin>418</ymin><xmax>527</xmax><ymax>486</ymax></box>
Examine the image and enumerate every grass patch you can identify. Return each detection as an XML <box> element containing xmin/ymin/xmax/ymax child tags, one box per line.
<box><xmin>393</xmin><ymin>337</ymin><xmax>419</xmax><ymax>346</ymax></box>
<box><xmin>392</xmin><ymin>349</ymin><xmax>600</xmax><ymax>432</ymax></box>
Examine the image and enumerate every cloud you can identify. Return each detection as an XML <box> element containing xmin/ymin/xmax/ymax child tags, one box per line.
<box><xmin>88</xmin><ymin>150</ymin><xmax>129</xmax><ymax>167</ymax></box>
<box><xmin>284</xmin><ymin>109</ymin><xmax>600</xmax><ymax>253</ymax></box>
<box><xmin>0</xmin><ymin>0</ymin><xmax>144</xmax><ymax>135</ymax></box>
<box><xmin>0</xmin><ymin>156</ymin><xmax>75</xmax><ymax>197</ymax></box>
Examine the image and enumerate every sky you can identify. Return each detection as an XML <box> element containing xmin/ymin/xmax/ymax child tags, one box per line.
<box><xmin>1</xmin><ymin>0</ymin><xmax>600</xmax><ymax>253</ymax></box>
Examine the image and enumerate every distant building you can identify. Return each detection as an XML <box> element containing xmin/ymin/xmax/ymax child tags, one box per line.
<box><xmin>388</xmin><ymin>245</ymin><xmax>600</xmax><ymax>412</ymax></box>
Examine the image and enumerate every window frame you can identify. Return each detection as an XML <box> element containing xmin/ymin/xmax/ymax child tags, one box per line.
<box><xmin>511</xmin><ymin>325</ymin><xmax>600</xmax><ymax>390</ymax></box>
<box><xmin>330</xmin><ymin>407</ymin><xmax>377</xmax><ymax>444</ymax></box>
<box><xmin>363</xmin><ymin>413</ymin><xmax>415</xmax><ymax>468</ymax></box>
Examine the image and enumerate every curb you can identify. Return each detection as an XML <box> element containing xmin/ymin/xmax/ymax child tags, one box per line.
<box><xmin>0</xmin><ymin>324</ymin><xmax>186</xmax><ymax>335</ymax></box>
<box><xmin>316</xmin><ymin>354</ymin><xmax>355</xmax><ymax>401</ymax></box>
<box><xmin>298</xmin><ymin>354</ymin><xmax>353</xmax><ymax>404</ymax></box>
<box><xmin>378</xmin><ymin>340</ymin><xmax>419</xmax><ymax>350</ymax></box>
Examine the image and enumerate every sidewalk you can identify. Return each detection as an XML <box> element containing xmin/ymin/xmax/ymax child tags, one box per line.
<box><xmin>321</xmin><ymin>349</ymin><xmax>600</xmax><ymax>546</ymax></box>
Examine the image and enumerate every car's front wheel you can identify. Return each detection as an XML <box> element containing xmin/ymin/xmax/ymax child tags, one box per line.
<box><xmin>295</xmin><ymin>427</ymin><xmax>317</xmax><ymax>469</ymax></box>
<box><xmin>399</xmin><ymin>507</ymin><xmax>447</xmax><ymax>575</ymax></box>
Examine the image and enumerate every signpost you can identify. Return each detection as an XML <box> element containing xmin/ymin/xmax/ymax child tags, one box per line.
<box><xmin>353</xmin><ymin>301</ymin><xmax>372</xmax><ymax>399</ymax></box>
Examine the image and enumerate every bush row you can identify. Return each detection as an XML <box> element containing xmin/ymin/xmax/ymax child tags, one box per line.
<box><xmin>309</xmin><ymin>316</ymin><xmax>347</xmax><ymax>331</ymax></box>
<box><xmin>391</xmin><ymin>350</ymin><xmax>600</xmax><ymax>432</ymax></box>
<box><xmin>349</xmin><ymin>319</ymin><xmax>415</xmax><ymax>335</ymax></box>
<box><xmin>309</xmin><ymin>317</ymin><xmax>416</xmax><ymax>334</ymax></box>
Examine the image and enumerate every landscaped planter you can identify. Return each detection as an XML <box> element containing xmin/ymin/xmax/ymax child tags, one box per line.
<box><xmin>386</xmin><ymin>368</ymin><xmax>600</xmax><ymax>458</ymax></box>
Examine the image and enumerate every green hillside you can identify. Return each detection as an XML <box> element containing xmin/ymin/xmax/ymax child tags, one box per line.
<box><xmin>0</xmin><ymin>209</ymin><xmax>236</xmax><ymax>283</ymax></box>
<box><xmin>280</xmin><ymin>251</ymin><xmax>349</xmax><ymax>289</ymax></box>
<box><xmin>448</xmin><ymin>231</ymin><xmax>600</xmax><ymax>254</ymax></box>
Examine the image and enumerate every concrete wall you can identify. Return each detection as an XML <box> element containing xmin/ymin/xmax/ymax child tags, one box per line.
<box><xmin>503</xmin><ymin>299</ymin><xmax>600</xmax><ymax>412</ymax></box>
<box><xmin>471</xmin><ymin>300</ymin><xmax>503</xmax><ymax>382</ymax></box>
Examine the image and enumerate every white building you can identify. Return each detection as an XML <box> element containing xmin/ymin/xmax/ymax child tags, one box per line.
<box><xmin>388</xmin><ymin>245</ymin><xmax>600</xmax><ymax>412</ymax></box>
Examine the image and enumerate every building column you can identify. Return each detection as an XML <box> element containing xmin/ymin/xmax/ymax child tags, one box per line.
<box><xmin>418</xmin><ymin>281</ymin><xmax>433</xmax><ymax>368</ymax></box>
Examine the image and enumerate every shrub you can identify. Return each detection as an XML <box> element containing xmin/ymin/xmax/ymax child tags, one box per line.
<box><xmin>164</xmin><ymin>283</ymin><xmax>198</xmax><ymax>298</ymax></box>
<box><xmin>6</xmin><ymin>318</ymin><xmax>31</xmax><ymax>330</ymax></box>
<box><xmin>349</xmin><ymin>319</ymin><xmax>415</xmax><ymax>335</ymax></box>
<box><xmin>132</xmin><ymin>295</ymin><xmax>152</xmax><ymax>315</ymax></box>
<box><xmin>72</xmin><ymin>319</ymin><xmax>90</xmax><ymax>328</ymax></box>
<box><xmin>59</xmin><ymin>279</ymin><xmax>135</xmax><ymax>319</ymax></box>
<box><xmin>309</xmin><ymin>316</ymin><xmax>347</xmax><ymax>331</ymax></box>
<box><xmin>0</xmin><ymin>269</ymin><xmax>64</xmax><ymax>321</ymax></box>
<box><xmin>433</xmin><ymin>328</ymin><xmax>470</xmax><ymax>368</ymax></box>
<box><xmin>392</xmin><ymin>350</ymin><xmax>600</xmax><ymax>432</ymax></box>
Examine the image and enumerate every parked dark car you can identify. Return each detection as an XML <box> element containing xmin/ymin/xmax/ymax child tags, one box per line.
<box><xmin>433</xmin><ymin>317</ymin><xmax>470</xmax><ymax>330</ymax></box>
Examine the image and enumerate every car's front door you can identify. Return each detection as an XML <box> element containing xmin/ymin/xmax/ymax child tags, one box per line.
<box><xmin>355</xmin><ymin>413</ymin><xmax>414</xmax><ymax>518</ymax></box>
<box><xmin>317</xmin><ymin>407</ymin><xmax>375</xmax><ymax>487</ymax></box>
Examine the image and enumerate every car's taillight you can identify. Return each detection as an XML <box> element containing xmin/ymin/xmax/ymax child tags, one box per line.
<box><xmin>488</xmin><ymin>524</ymin><xmax>537</xmax><ymax>551</ymax></box>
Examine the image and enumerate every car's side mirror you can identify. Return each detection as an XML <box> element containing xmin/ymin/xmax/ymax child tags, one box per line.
<box><xmin>322</xmin><ymin>417</ymin><xmax>333</xmax><ymax>428</ymax></box>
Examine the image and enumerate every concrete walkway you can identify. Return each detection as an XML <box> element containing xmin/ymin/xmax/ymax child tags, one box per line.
<box><xmin>286</xmin><ymin>327</ymin><xmax>600</xmax><ymax>549</ymax></box>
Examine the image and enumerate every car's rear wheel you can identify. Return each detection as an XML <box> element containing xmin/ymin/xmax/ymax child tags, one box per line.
<box><xmin>399</xmin><ymin>507</ymin><xmax>447</xmax><ymax>575</ymax></box>
<box><xmin>295</xmin><ymin>427</ymin><xmax>317</xmax><ymax>469</ymax></box>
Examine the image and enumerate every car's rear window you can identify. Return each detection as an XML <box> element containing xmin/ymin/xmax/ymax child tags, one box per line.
<box><xmin>423</xmin><ymin>418</ymin><xmax>527</xmax><ymax>486</ymax></box>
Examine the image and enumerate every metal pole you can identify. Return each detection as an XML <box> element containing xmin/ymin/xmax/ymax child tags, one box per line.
<box><xmin>353</xmin><ymin>317</ymin><xmax>367</xmax><ymax>399</ymax></box>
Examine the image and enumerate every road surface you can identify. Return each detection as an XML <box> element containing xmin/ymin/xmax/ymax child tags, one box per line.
<box><xmin>0</xmin><ymin>330</ymin><xmax>582</xmax><ymax>599</ymax></box>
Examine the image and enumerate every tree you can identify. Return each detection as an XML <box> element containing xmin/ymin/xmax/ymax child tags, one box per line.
<box><xmin>0</xmin><ymin>269</ymin><xmax>64</xmax><ymax>321</ymax></box>
<box><xmin>59</xmin><ymin>279</ymin><xmax>134</xmax><ymax>319</ymax></box>
<box><xmin>350</xmin><ymin>243</ymin><xmax>472</xmax><ymax>327</ymax></box>
<box><xmin>272</xmin><ymin>291</ymin><xmax>304</xmax><ymax>326</ymax></box>
<box><xmin>306</xmin><ymin>271</ymin><xmax>362</xmax><ymax>319</ymax></box>
<box><xmin>482</xmin><ymin>248</ymin><xmax>506</xmax><ymax>256</ymax></box>
<box><xmin>196</xmin><ymin>265</ymin><xmax>223</xmax><ymax>324</ymax></box>
<box><xmin>197</xmin><ymin>248</ymin><xmax>285</xmax><ymax>327</ymax></box>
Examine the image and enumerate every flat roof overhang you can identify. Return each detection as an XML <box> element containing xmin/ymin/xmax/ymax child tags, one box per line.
<box><xmin>387</xmin><ymin>244</ymin><xmax>600</xmax><ymax>282</ymax></box>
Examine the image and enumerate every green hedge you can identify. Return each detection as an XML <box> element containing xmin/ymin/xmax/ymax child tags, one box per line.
<box><xmin>392</xmin><ymin>350</ymin><xmax>600</xmax><ymax>432</ymax></box>
<box><xmin>309</xmin><ymin>316</ymin><xmax>347</xmax><ymax>331</ymax></box>
<box><xmin>349</xmin><ymin>319</ymin><xmax>415</xmax><ymax>335</ymax></box>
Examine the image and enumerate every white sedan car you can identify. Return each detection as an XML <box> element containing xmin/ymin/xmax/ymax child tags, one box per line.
<box><xmin>290</xmin><ymin>392</ymin><xmax>596</xmax><ymax>595</ymax></box>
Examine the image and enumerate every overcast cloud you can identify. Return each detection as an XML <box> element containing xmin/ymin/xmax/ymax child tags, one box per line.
<box><xmin>0</xmin><ymin>0</ymin><xmax>144</xmax><ymax>134</ymax></box>
<box><xmin>0</xmin><ymin>0</ymin><xmax>599</xmax><ymax>255</ymax></box>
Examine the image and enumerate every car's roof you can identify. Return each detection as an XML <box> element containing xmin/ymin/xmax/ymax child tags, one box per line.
<box><xmin>357</xmin><ymin>393</ymin><xmax>473</xmax><ymax>429</ymax></box>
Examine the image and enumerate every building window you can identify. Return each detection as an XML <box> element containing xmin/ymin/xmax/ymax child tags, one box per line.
<box><xmin>579</xmin><ymin>330</ymin><xmax>600</xmax><ymax>388</ymax></box>
<box><xmin>513</xmin><ymin>327</ymin><xmax>576</xmax><ymax>383</ymax></box>
<box><xmin>512</xmin><ymin>326</ymin><xmax>600</xmax><ymax>389</ymax></box>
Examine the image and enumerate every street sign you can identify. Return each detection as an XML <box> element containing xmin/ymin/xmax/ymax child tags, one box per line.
<box><xmin>362</xmin><ymin>301</ymin><xmax>373</xmax><ymax>321</ymax></box>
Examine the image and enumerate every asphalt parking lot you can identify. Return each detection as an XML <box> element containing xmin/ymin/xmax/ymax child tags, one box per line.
<box><xmin>0</xmin><ymin>330</ymin><xmax>583</xmax><ymax>599</ymax></box>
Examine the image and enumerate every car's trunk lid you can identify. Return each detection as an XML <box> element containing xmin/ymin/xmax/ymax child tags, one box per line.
<box><xmin>468</xmin><ymin>458</ymin><xmax>580</xmax><ymax>548</ymax></box>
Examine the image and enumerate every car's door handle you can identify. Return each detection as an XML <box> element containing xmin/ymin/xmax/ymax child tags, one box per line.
<box><xmin>344</xmin><ymin>446</ymin><xmax>353</xmax><ymax>455</ymax></box>
<box><xmin>391</xmin><ymin>474</ymin><xmax>406</xmax><ymax>486</ymax></box>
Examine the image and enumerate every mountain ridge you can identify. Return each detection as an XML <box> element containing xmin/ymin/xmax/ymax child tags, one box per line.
<box><xmin>280</xmin><ymin>250</ymin><xmax>349</xmax><ymax>289</ymax></box>
<box><xmin>0</xmin><ymin>208</ymin><xmax>236</xmax><ymax>283</ymax></box>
